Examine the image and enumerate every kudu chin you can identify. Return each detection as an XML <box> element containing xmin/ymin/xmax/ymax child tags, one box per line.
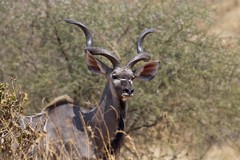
<box><xmin>19</xmin><ymin>19</ymin><xmax>160</xmax><ymax>159</ymax></box>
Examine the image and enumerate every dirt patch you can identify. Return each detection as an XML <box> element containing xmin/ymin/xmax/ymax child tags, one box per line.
<box><xmin>203</xmin><ymin>145</ymin><xmax>240</xmax><ymax>160</ymax></box>
<box><xmin>208</xmin><ymin>0</ymin><xmax>240</xmax><ymax>38</ymax></box>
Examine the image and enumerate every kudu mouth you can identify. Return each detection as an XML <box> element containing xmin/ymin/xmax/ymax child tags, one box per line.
<box><xmin>122</xmin><ymin>92</ymin><xmax>133</xmax><ymax>97</ymax></box>
<box><xmin>121</xmin><ymin>88</ymin><xmax>134</xmax><ymax>101</ymax></box>
<box><xmin>121</xmin><ymin>94</ymin><xmax>133</xmax><ymax>101</ymax></box>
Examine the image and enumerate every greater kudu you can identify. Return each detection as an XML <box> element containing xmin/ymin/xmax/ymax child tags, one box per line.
<box><xmin>19</xmin><ymin>19</ymin><xmax>160</xmax><ymax>159</ymax></box>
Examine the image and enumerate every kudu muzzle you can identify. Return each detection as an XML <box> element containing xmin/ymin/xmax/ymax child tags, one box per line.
<box><xmin>121</xmin><ymin>79</ymin><xmax>134</xmax><ymax>97</ymax></box>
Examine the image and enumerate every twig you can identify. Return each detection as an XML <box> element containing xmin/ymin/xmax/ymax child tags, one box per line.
<box><xmin>127</xmin><ymin>116</ymin><xmax>162</xmax><ymax>133</ymax></box>
<box><xmin>53</xmin><ymin>26</ymin><xmax>73</xmax><ymax>74</ymax></box>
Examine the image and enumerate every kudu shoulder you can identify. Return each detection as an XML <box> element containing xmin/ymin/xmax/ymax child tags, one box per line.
<box><xmin>43</xmin><ymin>95</ymin><xmax>74</xmax><ymax>112</ymax></box>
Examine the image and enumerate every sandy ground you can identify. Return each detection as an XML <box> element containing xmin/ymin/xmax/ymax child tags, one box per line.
<box><xmin>204</xmin><ymin>145</ymin><xmax>240</xmax><ymax>160</ymax></box>
<box><xmin>208</xmin><ymin>0</ymin><xmax>240</xmax><ymax>38</ymax></box>
<box><xmin>150</xmin><ymin>144</ymin><xmax>240</xmax><ymax>160</ymax></box>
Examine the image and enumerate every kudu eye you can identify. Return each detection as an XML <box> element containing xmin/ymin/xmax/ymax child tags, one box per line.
<box><xmin>112</xmin><ymin>74</ymin><xmax>118</xmax><ymax>80</ymax></box>
<box><xmin>131</xmin><ymin>75</ymin><xmax>135</xmax><ymax>80</ymax></box>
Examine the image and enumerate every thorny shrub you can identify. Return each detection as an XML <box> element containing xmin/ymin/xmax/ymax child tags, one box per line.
<box><xmin>0</xmin><ymin>82</ymin><xmax>44</xmax><ymax>159</ymax></box>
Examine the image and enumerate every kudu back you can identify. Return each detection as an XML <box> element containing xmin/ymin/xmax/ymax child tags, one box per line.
<box><xmin>19</xmin><ymin>19</ymin><xmax>160</xmax><ymax>159</ymax></box>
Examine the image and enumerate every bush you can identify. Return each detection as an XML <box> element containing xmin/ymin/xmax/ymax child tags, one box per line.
<box><xmin>0</xmin><ymin>82</ymin><xmax>45</xmax><ymax>159</ymax></box>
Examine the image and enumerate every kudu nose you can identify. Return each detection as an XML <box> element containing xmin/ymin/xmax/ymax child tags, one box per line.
<box><xmin>123</xmin><ymin>88</ymin><xmax>134</xmax><ymax>95</ymax></box>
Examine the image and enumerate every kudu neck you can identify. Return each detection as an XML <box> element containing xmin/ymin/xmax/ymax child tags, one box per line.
<box><xmin>91</xmin><ymin>81</ymin><xmax>127</xmax><ymax>153</ymax></box>
<box><xmin>99</xmin><ymin>81</ymin><xmax>127</xmax><ymax>113</ymax></box>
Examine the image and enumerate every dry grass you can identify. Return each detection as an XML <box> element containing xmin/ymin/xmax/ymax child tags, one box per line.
<box><xmin>0</xmin><ymin>82</ymin><xmax>45</xmax><ymax>159</ymax></box>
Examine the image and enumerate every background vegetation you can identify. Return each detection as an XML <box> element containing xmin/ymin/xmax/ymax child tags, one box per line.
<box><xmin>1</xmin><ymin>0</ymin><xmax>240</xmax><ymax>159</ymax></box>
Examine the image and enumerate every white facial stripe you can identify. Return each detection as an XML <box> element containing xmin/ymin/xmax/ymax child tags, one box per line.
<box><xmin>119</xmin><ymin>78</ymin><xmax>133</xmax><ymax>84</ymax></box>
<box><xmin>129</xmin><ymin>80</ymin><xmax>133</xmax><ymax>85</ymax></box>
<box><xmin>119</xmin><ymin>78</ymin><xmax>132</xmax><ymax>81</ymax></box>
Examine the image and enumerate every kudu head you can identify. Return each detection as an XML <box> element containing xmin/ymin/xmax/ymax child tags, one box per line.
<box><xmin>65</xmin><ymin>19</ymin><xmax>160</xmax><ymax>100</ymax></box>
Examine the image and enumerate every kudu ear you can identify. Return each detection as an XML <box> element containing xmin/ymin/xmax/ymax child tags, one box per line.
<box><xmin>134</xmin><ymin>61</ymin><xmax>160</xmax><ymax>81</ymax></box>
<box><xmin>85</xmin><ymin>51</ymin><xmax>109</xmax><ymax>75</ymax></box>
